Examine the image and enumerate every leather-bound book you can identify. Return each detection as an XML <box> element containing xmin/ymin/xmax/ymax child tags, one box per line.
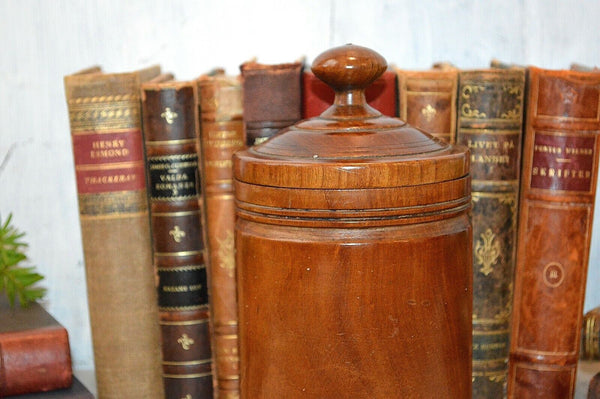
<box><xmin>396</xmin><ymin>67</ymin><xmax>458</xmax><ymax>143</ymax></box>
<box><xmin>239</xmin><ymin>60</ymin><xmax>303</xmax><ymax>146</ymax></box>
<box><xmin>9</xmin><ymin>377</ymin><xmax>93</xmax><ymax>399</ymax></box>
<box><xmin>456</xmin><ymin>68</ymin><xmax>526</xmax><ymax>398</ymax></box>
<box><xmin>508</xmin><ymin>67</ymin><xmax>600</xmax><ymax>398</ymax></box>
<box><xmin>197</xmin><ymin>73</ymin><xmax>245</xmax><ymax>399</ymax></box>
<box><xmin>64</xmin><ymin>66</ymin><xmax>164</xmax><ymax>399</ymax></box>
<box><xmin>141</xmin><ymin>77</ymin><xmax>213</xmax><ymax>398</ymax></box>
<box><xmin>234</xmin><ymin>44</ymin><xmax>472</xmax><ymax>398</ymax></box>
<box><xmin>302</xmin><ymin>69</ymin><xmax>398</xmax><ymax>118</ymax></box>
<box><xmin>581</xmin><ymin>307</ymin><xmax>600</xmax><ymax>360</ymax></box>
<box><xmin>0</xmin><ymin>297</ymin><xmax>72</xmax><ymax>396</ymax></box>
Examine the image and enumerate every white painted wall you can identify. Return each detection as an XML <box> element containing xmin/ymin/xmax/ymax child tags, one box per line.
<box><xmin>1</xmin><ymin>0</ymin><xmax>599</xmax><ymax>376</ymax></box>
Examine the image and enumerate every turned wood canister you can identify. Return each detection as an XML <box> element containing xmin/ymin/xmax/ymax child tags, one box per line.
<box><xmin>233</xmin><ymin>44</ymin><xmax>472</xmax><ymax>398</ymax></box>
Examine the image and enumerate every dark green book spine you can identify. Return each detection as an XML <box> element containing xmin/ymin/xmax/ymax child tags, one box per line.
<box><xmin>456</xmin><ymin>68</ymin><xmax>526</xmax><ymax>399</ymax></box>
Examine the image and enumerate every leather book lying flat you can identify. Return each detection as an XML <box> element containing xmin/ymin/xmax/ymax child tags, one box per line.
<box><xmin>0</xmin><ymin>297</ymin><xmax>72</xmax><ymax>396</ymax></box>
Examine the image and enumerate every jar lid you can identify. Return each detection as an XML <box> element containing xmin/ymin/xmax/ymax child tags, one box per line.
<box><xmin>233</xmin><ymin>45</ymin><xmax>469</xmax><ymax>223</ymax></box>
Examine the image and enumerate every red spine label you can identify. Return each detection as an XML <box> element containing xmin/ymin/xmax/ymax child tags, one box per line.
<box><xmin>72</xmin><ymin>129</ymin><xmax>146</xmax><ymax>194</ymax></box>
<box><xmin>530</xmin><ymin>132</ymin><xmax>596</xmax><ymax>192</ymax></box>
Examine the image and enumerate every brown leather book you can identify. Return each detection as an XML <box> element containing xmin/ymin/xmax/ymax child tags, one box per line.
<box><xmin>9</xmin><ymin>377</ymin><xmax>93</xmax><ymax>399</ymax></box>
<box><xmin>0</xmin><ymin>297</ymin><xmax>72</xmax><ymax>396</ymax></box>
<box><xmin>508</xmin><ymin>67</ymin><xmax>600</xmax><ymax>398</ymax></box>
<box><xmin>456</xmin><ymin>68</ymin><xmax>526</xmax><ymax>398</ymax></box>
<box><xmin>302</xmin><ymin>69</ymin><xmax>398</xmax><ymax>118</ymax></box>
<box><xmin>197</xmin><ymin>73</ymin><xmax>245</xmax><ymax>399</ymax></box>
<box><xmin>396</xmin><ymin>66</ymin><xmax>458</xmax><ymax>143</ymax></box>
<box><xmin>141</xmin><ymin>78</ymin><xmax>213</xmax><ymax>398</ymax></box>
<box><xmin>581</xmin><ymin>307</ymin><xmax>600</xmax><ymax>360</ymax></box>
<box><xmin>64</xmin><ymin>66</ymin><xmax>164</xmax><ymax>399</ymax></box>
<box><xmin>239</xmin><ymin>60</ymin><xmax>303</xmax><ymax>146</ymax></box>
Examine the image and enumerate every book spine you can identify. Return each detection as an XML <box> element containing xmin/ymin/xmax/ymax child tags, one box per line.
<box><xmin>0</xmin><ymin>328</ymin><xmax>72</xmax><ymax>396</ymax></box>
<box><xmin>456</xmin><ymin>69</ymin><xmax>526</xmax><ymax>398</ymax></box>
<box><xmin>508</xmin><ymin>67</ymin><xmax>600</xmax><ymax>398</ymax></box>
<box><xmin>240</xmin><ymin>62</ymin><xmax>303</xmax><ymax>146</ymax></box>
<box><xmin>397</xmin><ymin>69</ymin><xmax>458</xmax><ymax>143</ymax></box>
<box><xmin>141</xmin><ymin>82</ymin><xmax>213</xmax><ymax>399</ymax></box>
<box><xmin>64</xmin><ymin>70</ymin><xmax>164</xmax><ymax>399</ymax></box>
<box><xmin>301</xmin><ymin>71</ymin><xmax>332</xmax><ymax>118</ymax></box>
<box><xmin>198</xmin><ymin>76</ymin><xmax>245</xmax><ymax>399</ymax></box>
<box><xmin>366</xmin><ymin>70</ymin><xmax>398</xmax><ymax>117</ymax></box>
<box><xmin>302</xmin><ymin>70</ymin><xmax>398</xmax><ymax>118</ymax></box>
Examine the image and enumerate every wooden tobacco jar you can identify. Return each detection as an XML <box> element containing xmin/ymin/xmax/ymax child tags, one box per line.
<box><xmin>233</xmin><ymin>44</ymin><xmax>473</xmax><ymax>398</ymax></box>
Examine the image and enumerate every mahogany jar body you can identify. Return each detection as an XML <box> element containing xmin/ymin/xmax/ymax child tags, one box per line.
<box><xmin>235</xmin><ymin>210</ymin><xmax>472</xmax><ymax>398</ymax></box>
<box><xmin>234</xmin><ymin>131</ymin><xmax>473</xmax><ymax>398</ymax></box>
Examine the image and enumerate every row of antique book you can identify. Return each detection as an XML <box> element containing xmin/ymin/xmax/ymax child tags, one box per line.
<box><xmin>60</xmin><ymin>56</ymin><xmax>600</xmax><ymax>399</ymax></box>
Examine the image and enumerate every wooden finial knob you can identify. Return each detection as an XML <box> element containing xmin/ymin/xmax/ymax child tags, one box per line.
<box><xmin>311</xmin><ymin>44</ymin><xmax>387</xmax><ymax>92</ymax></box>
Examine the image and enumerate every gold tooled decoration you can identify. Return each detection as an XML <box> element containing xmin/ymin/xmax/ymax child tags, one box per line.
<box><xmin>217</xmin><ymin>230</ymin><xmax>235</xmax><ymax>278</ymax></box>
<box><xmin>177</xmin><ymin>333</ymin><xmax>195</xmax><ymax>350</ymax></box>
<box><xmin>161</xmin><ymin>107</ymin><xmax>178</xmax><ymax>124</ymax></box>
<box><xmin>169</xmin><ymin>225</ymin><xmax>186</xmax><ymax>243</ymax></box>
<box><xmin>421</xmin><ymin>104</ymin><xmax>437</xmax><ymax>122</ymax></box>
<box><xmin>461</xmin><ymin>103</ymin><xmax>487</xmax><ymax>119</ymax></box>
<box><xmin>475</xmin><ymin>228</ymin><xmax>501</xmax><ymax>276</ymax></box>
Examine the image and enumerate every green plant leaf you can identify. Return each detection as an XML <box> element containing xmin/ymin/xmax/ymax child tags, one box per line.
<box><xmin>0</xmin><ymin>213</ymin><xmax>46</xmax><ymax>307</ymax></box>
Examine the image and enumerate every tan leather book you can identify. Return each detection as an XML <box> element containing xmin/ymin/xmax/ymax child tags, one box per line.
<box><xmin>141</xmin><ymin>77</ymin><xmax>213</xmax><ymax>398</ymax></box>
<box><xmin>197</xmin><ymin>72</ymin><xmax>245</xmax><ymax>399</ymax></box>
<box><xmin>396</xmin><ymin>66</ymin><xmax>458</xmax><ymax>143</ymax></box>
<box><xmin>508</xmin><ymin>67</ymin><xmax>600</xmax><ymax>398</ymax></box>
<box><xmin>63</xmin><ymin>66</ymin><xmax>164</xmax><ymax>399</ymax></box>
<box><xmin>239</xmin><ymin>60</ymin><xmax>303</xmax><ymax>146</ymax></box>
<box><xmin>456</xmin><ymin>68</ymin><xmax>526</xmax><ymax>399</ymax></box>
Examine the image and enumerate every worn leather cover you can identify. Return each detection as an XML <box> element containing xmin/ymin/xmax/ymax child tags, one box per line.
<box><xmin>240</xmin><ymin>60</ymin><xmax>303</xmax><ymax>146</ymax></box>
<box><xmin>64</xmin><ymin>66</ymin><xmax>164</xmax><ymax>399</ymax></box>
<box><xmin>582</xmin><ymin>307</ymin><xmax>600</xmax><ymax>360</ymax></box>
<box><xmin>397</xmin><ymin>67</ymin><xmax>458</xmax><ymax>143</ymax></box>
<box><xmin>456</xmin><ymin>68</ymin><xmax>525</xmax><ymax>399</ymax></box>
<box><xmin>508</xmin><ymin>67</ymin><xmax>600</xmax><ymax>398</ymax></box>
<box><xmin>0</xmin><ymin>297</ymin><xmax>72</xmax><ymax>396</ymax></box>
<box><xmin>198</xmin><ymin>73</ymin><xmax>245</xmax><ymax>399</ymax></box>
<box><xmin>302</xmin><ymin>69</ymin><xmax>398</xmax><ymax>118</ymax></box>
<box><xmin>141</xmin><ymin>79</ymin><xmax>213</xmax><ymax>399</ymax></box>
